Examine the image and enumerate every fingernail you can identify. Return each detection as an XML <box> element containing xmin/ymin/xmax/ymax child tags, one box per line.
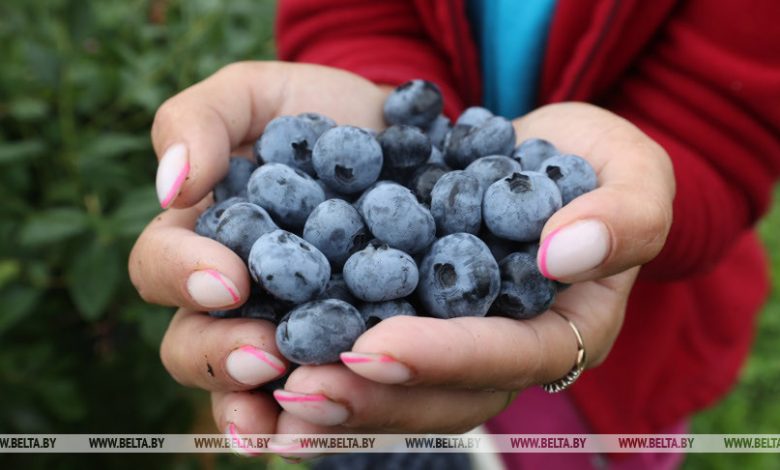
<box><xmin>226</xmin><ymin>345</ymin><xmax>286</xmax><ymax>386</ymax></box>
<box><xmin>538</xmin><ymin>219</ymin><xmax>610</xmax><ymax>280</ymax></box>
<box><xmin>268</xmin><ymin>436</ymin><xmax>302</xmax><ymax>454</ymax></box>
<box><xmin>273</xmin><ymin>390</ymin><xmax>349</xmax><ymax>426</ymax></box>
<box><xmin>156</xmin><ymin>143</ymin><xmax>189</xmax><ymax>208</ymax></box>
<box><xmin>225</xmin><ymin>422</ymin><xmax>259</xmax><ymax>457</ymax></box>
<box><xmin>186</xmin><ymin>269</ymin><xmax>240</xmax><ymax>308</ymax></box>
<box><xmin>269</xmin><ymin>437</ymin><xmax>313</xmax><ymax>462</ymax></box>
<box><xmin>340</xmin><ymin>352</ymin><xmax>412</xmax><ymax>384</ymax></box>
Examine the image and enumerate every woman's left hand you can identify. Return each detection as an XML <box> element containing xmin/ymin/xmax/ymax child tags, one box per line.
<box><xmin>267</xmin><ymin>102</ymin><xmax>675</xmax><ymax>446</ymax></box>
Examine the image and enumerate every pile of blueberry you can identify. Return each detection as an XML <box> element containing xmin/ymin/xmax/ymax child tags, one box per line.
<box><xmin>196</xmin><ymin>80</ymin><xmax>597</xmax><ymax>366</ymax></box>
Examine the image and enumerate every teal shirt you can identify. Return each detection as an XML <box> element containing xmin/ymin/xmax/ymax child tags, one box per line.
<box><xmin>468</xmin><ymin>0</ymin><xmax>558</xmax><ymax>118</ymax></box>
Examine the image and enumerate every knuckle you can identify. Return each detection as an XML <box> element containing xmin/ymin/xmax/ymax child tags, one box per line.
<box><xmin>151</xmin><ymin>97</ymin><xmax>182</xmax><ymax>144</ymax></box>
<box><xmin>640</xmin><ymin>192</ymin><xmax>674</xmax><ymax>262</ymax></box>
<box><xmin>159</xmin><ymin>321</ymin><xmax>193</xmax><ymax>387</ymax></box>
<box><xmin>215</xmin><ymin>60</ymin><xmax>256</xmax><ymax>79</ymax></box>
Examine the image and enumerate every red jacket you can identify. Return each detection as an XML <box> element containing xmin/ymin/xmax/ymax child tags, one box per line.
<box><xmin>276</xmin><ymin>0</ymin><xmax>780</xmax><ymax>435</ymax></box>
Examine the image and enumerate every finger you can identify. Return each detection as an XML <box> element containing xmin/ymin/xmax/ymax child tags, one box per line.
<box><xmin>151</xmin><ymin>61</ymin><xmax>388</xmax><ymax>209</ymax></box>
<box><xmin>128</xmin><ymin>199</ymin><xmax>250</xmax><ymax>311</ymax></box>
<box><xmin>341</xmin><ymin>270</ymin><xmax>636</xmax><ymax>390</ymax></box>
<box><xmin>270</xmin><ymin>411</ymin><xmax>343</xmax><ymax>461</ymax></box>
<box><xmin>160</xmin><ymin>309</ymin><xmax>288</xmax><ymax>391</ymax></box>
<box><xmin>514</xmin><ymin>102</ymin><xmax>675</xmax><ymax>282</ymax></box>
<box><xmin>211</xmin><ymin>391</ymin><xmax>279</xmax><ymax>457</ymax></box>
<box><xmin>274</xmin><ymin>365</ymin><xmax>511</xmax><ymax>433</ymax></box>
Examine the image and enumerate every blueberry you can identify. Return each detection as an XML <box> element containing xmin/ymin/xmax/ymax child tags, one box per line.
<box><xmin>512</xmin><ymin>138</ymin><xmax>558</xmax><ymax>171</ymax></box>
<box><xmin>360</xmin><ymin>299</ymin><xmax>417</xmax><ymax>328</ymax></box>
<box><xmin>480</xmin><ymin>230</ymin><xmax>539</xmax><ymax>262</ymax></box>
<box><xmin>425</xmin><ymin>114</ymin><xmax>451</xmax><ymax>149</ymax></box>
<box><xmin>215</xmin><ymin>202</ymin><xmax>279</xmax><ymax>261</ymax></box>
<box><xmin>208</xmin><ymin>309</ymin><xmax>241</xmax><ymax>319</ymax></box>
<box><xmin>194</xmin><ymin>196</ymin><xmax>246</xmax><ymax>240</ymax></box>
<box><xmin>417</xmin><ymin>233</ymin><xmax>500</xmax><ymax>318</ymax></box>
<box><xmin>298</xmin><ymin>112</ymin><xmax>337</xmax><ymax>138</ymax></box>
<box><xmin>427</xmin><ymin>145</ymin><xmax>445</xmax><ymax>165</ymax></box>
<box><xmin>539</xmin><ymin>154</ymin><xmax>598</xmax><ymax>205</ymax></box>
<box><xmin>255</xmin><ymin>115</ymin><xmax>320</xmax><ymax>175</ymax></box>
<box><xmin>444</xmin><ymin>116</ymin><xmax>516</xmax><ymax>169</ymax></box>
<box><xmin>247</xmin><ymin>162</ymin><xmax>325</xmax><ymax>230</ymax></box>
<box><xmin>377</xmin><ymin>125</ymin><xmax>432</xmax><ymax>176</ymax></box>
<box><xmin>213</xmin><ymin>157</ymin><xmax>257</xmax><ymax>202</ymax></box>
<box><xmin>240</xmin><ymin>286</ymin><xmax>293</xmax><ymax>323</ymax></box>
<box><xmin>315</xmin><ymin>179</ymin><xmax>346</xmax><ymax>201</ymax></box>
<box><xmin>248</xmin><ymin>229</ymin><xmax>331</xmax><ymax>303</ymax></box>
<box><xmin>430</xmin><ymin>170</ymin><xmax>483</xmax><ymax>235</ymax></box>
<box><xmin>352</xmin><ymin>180</ymin><xmax>393</xmax><ymax>215</ymax></box>
<box><xmin>483</xmin><ymin>172</ymin><xmax>562</xmax><ymax>242</ymax></box>
<box><xmin>464</xmin><ymin>155</ymin><xmax>523</xmax><ymax>191</ymax></box>
<box><xmin>489</xmin><ymin>252</ymin><xmax>556</xmax><ymax>319</ymax></box>
<box><xmin>456</xmin><ymin>106</ymin><xmax>493</xmax><ymax>127</ymax></box>
<box><xmin>303</xmin><ymin>199</ymin><xmax>370</xmax><ymax>269</ymax></box>
<box><xmin>312</xmin><ymin>126</ymin><xmax>383</xmax><ymax>194</ymax></box>
<box><xmin>383</xmin><ymin>79</ymin><xmax>443</xmax><ymax>128</ymax></box>
<box><xmin>316</xmin><ymin>273</ymin><xmax>358</xmax><ymax>305</ymax></box>
<box><xmin>276</xmin><ymin>299</ymin><xmax>366</xmax><ymax>365</ymax></box>
<box><xmin>408</xmin><ymin>163</ymin><xmax>450</xmax><ymax>205</ymax></box>
<box><xmin>358</xmin><ymin>182</ymin><xmax>436</xmax><ymax>254</ymax></box>
<box><xmin>343</xmin><ymin>241</ymin><xmax>419</xmax><ymax>302</ymax></box>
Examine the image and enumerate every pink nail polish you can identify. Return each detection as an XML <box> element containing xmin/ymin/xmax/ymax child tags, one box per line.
<box><xmin>225</xmin><ymin>422</ymin><xmax>260</xmax><ymax>457</ymax></box>
<box><xmin>156</xmin><ymin>143</ymin><xmax>189</xmax><ymax>208</ymax></box>
<box><xmin>538</xmin><ymin>219</ymin><xmax>610</xmax><ymax>280</ymax></box>
<box><xmin>273</xmin><ymin>390</ymin><xmax>349</xmax><ymax>426</ymax></box>
<box><xmin>340</xmin><ymin>352</ymin><xmax>412</xmax><ymax>384</ymax></box>
<box><xmin>186</xmin><ymin>269</ymin><xmax>240</xmax><ymax>308</ymax></box>
<box><xmin>225</xmin><ymin>345</ymin><xmax>286</xmax><ymax>386</ymax></box>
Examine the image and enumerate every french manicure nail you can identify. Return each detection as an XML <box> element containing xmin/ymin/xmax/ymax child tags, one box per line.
<box><xmin>156</xmin><ymin>143</ymin><xmax>189</xmax><ymax>208</ymax></box>
<box><xmin>186</xmin><ymin>269</ymin><xmax>240</xmax><ymax>308</ymax></box>
<box><xmin>538</xmin><ymin>219</ymin><xmax>610</xmax><ymax>280</ymax></box>
<box><xmin>273</xmin><ymin>390</ymin><xmax>349</xmax><ymax>426</ymax></box>
<box><xmin>340</xmin><ymin>352</ymin><xmax>412</xmax><ymax>384</ymax></box>
<box><xmin>225</xmin><ymin>422</ymin><xmax>259</xmax><ymax>457</ymax></box>
<box><xmin>225</xmin><ymin>345</ymin><xmax>286</xmax><ymax>386</ymax></box>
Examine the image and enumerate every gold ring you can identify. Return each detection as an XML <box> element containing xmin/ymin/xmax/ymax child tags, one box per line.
<box><xmin>542</xmin><ymin>311</ymin><xmax>587</xmax><ymax>393</ymax></box>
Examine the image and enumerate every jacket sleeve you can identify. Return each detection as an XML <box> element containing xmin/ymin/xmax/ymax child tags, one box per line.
<box><xmin>601</xmin><ymin>0</ymin><xmax>780</xmax><ymax>279</ymax></box>
<box><xmin>275</xmin><ymin>0</ymin><xmax>476</xmax><ymax>119</ymax></box>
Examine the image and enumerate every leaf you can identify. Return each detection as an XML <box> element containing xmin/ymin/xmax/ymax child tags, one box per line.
<box><xmin>109</xmin><ymin>186</ymin><xmax>159</xmax><ymax>238</ymax></box>
<box><xmin>35</xmin><ymin>378</ymin><xmax>86</xmax><ymax>422</ymax></box>
<box><xmin>0</xmin><ymin>140</ymin><xmax>46</xmax><ymax>165</ymax></box>
<box><xmin>138</xmin><ymin>311</ymin><xmax>173</xmax><ymax>349</ymax></box>
<box><xmin>18</xmin><ymin>207</ymin><xmax>89</xmax><ymax>246</ymax></box>
<box><xmin>68</xmin><ymin>241</ymin><xmax>120</xmax><ymax>321</ymax></box>
<box><xmin>0</xmin><ymin>285</ymin><xmax>41</xmax><ymax>336</ymax></box>
<box><xmin>8</xmin><ymin>97</ymin><xmax>48</xmax><ymax>121</ymax></box>
<box><xmin>80</xmin><ymin>132</ymin><xmax>150</xmax><ymax>162</ymax></box>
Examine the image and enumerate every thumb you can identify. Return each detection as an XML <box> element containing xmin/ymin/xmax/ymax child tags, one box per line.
<box><xmin>514</xmin><ymin>103</ymin><xmax>675</xmax><ymax>282</ymax></box>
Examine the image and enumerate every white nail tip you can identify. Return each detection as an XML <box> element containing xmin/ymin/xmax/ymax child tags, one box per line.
<box><xmin>541</xmin><ymin>220</ymin><xmax>610</xmax><ymax>279</ymax></box>
<box><xmin>156</xmin><ymin>143</ymin><xmax>188</xmax><ymax>208</ymax></box>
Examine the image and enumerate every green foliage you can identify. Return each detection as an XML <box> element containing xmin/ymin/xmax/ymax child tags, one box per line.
<box><xmin>0</xmin><ymin>0</ymin><xmax>276</xmax><ymax>467</ymax></box>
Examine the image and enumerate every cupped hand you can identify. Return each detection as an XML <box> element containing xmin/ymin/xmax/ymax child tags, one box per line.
<box><xmin>130</xmin><ymin>61</ymin><xmax>675</xmax><ymax>453</ymax></box>
<box><xmin>128</xmin><ymin>61</ymin><xmax>389</xmax><ymax>438</ymax></box>
<box><xmin>269</xmin><ymin>102</ymin><xmax>675</xmax><ymax>441</ymax></box>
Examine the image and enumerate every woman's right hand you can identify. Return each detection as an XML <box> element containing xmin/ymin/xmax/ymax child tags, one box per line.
<box><xmin>128</xmin><ymin>61</ymin><xmax>390</xmax><ymax>440</ymax></box>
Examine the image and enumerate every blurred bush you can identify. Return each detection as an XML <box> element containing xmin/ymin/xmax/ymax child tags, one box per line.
<box><xmin>0</xmin><ymin>0</ymin><xmax>275</xmax><ymax>467</ymax></box>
